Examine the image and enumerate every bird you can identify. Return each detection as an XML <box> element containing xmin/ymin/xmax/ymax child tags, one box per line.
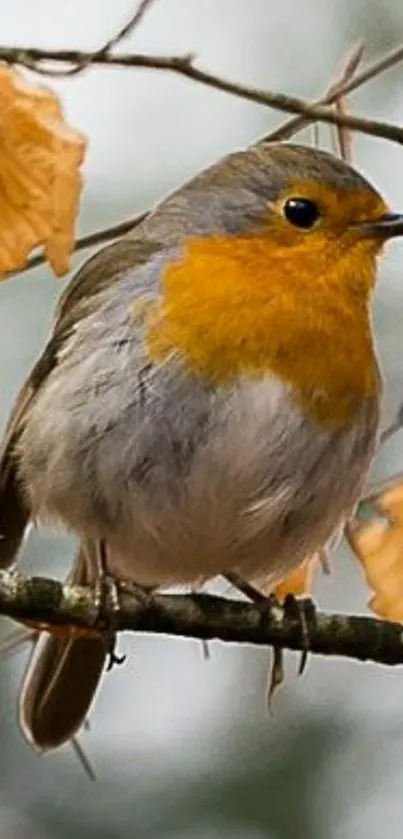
<box><xmin>0</xmin><ymin>141</ymin><xmax>402</xmax><ymax>752</ymax></box>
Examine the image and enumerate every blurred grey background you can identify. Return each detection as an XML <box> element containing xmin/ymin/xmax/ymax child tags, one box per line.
<box><xmin>1</xmin><ymin>1</ymin><xmax>403</xmax><ymax>836</ymax></box>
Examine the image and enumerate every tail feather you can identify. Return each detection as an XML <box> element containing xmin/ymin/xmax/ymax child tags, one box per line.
<box><xmin>19</xmin><ymin>544</ymin><xmax>108</xmax><ymax>751</ymax></box>
<box><xmin>0</xmin><ymin>429</ymin><xmax>108</xmax><ymax>750</ymax></box>
<box><xmin>0</xmin><ymin>273</ymin><xmax>113</xmax><ymax>750</ymax></box>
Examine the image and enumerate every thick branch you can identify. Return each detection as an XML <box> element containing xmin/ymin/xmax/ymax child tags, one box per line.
<box><xmin>1</xmin><ymin>569</ymin><xmax>403</xmax><ymax>667</ymax></box>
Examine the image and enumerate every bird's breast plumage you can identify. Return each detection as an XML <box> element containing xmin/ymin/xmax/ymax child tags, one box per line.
<box><xmin>16</xmin><ymin>254</ymin><xmax>380</xmax><ymax>588</ymax></box>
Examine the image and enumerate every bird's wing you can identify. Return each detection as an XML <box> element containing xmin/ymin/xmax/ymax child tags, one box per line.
<box><xmin>0</xmin><ymin>236</ymin><xmax>161</xmax><ymax>567</ymax></box>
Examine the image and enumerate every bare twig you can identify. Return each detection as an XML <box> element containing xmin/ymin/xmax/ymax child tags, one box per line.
<box><xmin>333</xmin><ymin>98</ymin><xmax>353</xmax><ymax>161</ymax></box>
<box><xmin>4</xmin><ymin>40</ymin><xmax>403</xmax><ymax>279</ymax></box>
<box><xmin>0</xmin><ymin>569</ymin><xmax>403</xmax><ymax>668</ymax></box>
<box><xmin>335</xmin><ymin>41</ymin><xmax>366</xmax><ymax>88</ymax></box>
<box><xmin>2</xmin><ymin>47</ymin><xmax>403</xmax><ymax>144</ymax></box>
<box><xmin>70</xmin><ymin>738</ymin><xmax>96</xmax><ymax>782</ymax></box>
<box><xmin>327</xmin><ymin>41</ymin><xmax>365</xmax><ymax>162</ymax></box>
<box><xmin>21</xmin><ymin>0</ymin><xmax>158</xmax><ymax>78</ymax></box>
<box><xmin>267</xmin><ymin>41</ymin><xmax>403</xmax><ymax>141</ymax></box>
<box><xmin>10</xmin><ymin>214</ymin><xmax>147</xmax><ymax>279</ymax></box>
<box><xmin>101</xmin><ymin>0</ymin><xmax>157</xmax><ymax>54</ymax></box>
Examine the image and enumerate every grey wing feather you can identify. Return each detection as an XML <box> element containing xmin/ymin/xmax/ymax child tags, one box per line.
<box><xmin>0</xmin><ymin>236</ymin><xmax>162</xmax><ymax>567</ymax></box>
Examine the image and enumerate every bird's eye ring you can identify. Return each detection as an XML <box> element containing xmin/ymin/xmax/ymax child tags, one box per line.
<box><xmin>283</xmin><ymin>197</ymin><xmax>320</xmax><ymax>229</ymax></box>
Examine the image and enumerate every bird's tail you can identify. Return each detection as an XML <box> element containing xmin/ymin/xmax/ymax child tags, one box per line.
<box><xmin>0</xmin><ymin>424</ymin><xmax>107</xmax><ymax>750</ymax></box>
<box><xmin>18</xmin><ymin>544</ymin><xmax>108</xmax><ymax>751</ymax></box>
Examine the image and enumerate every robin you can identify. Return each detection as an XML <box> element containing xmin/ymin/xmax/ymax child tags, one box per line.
<box><xmin>0</xmin><ymin>141</ymin><xmax>401</xmax><ymax>752</ymax></box>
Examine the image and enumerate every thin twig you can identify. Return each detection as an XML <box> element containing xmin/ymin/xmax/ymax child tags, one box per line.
<box><xmin>20</xmin><ymin>0</ymin><xmax>158</xmax><ymax>78</ymax></box>
<box><xmin>70</xmin><ymin>738</ymin><xmax>97</xmax><ymax>782</ymax></box>
<box><xmin>2</xmin><ymin>48</ymin><xmax>403</xmax><ymax>144</ymax></box>
<box><xmin>1</xmin><ymin>569</ymin><xmax>403</xmax><ymax>667</ymax></box>
<box><xmin>9</xmin><ymin>214</ymin><xmax>147</xmax><ymax>278</ymax></box>
<box><xmin>6</xmin><ymin>41</ymin><xmax>403</xmax><ymax>279</ymax></box>
<box><xmin>327</xmin><ymin>41</ymin><xmax>365</xmax><ymax>162</ymax></box>
<box><xmin>101</xmin><ymin>0</ymin><xmax>157</xmax><ymax>54</ymax></box>
<box><xmin>267</xmin><ymin>41</ymin><xmax>403</xmax><ymax>141</ymax></box>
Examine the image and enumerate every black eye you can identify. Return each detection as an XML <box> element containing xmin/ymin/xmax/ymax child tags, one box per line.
<box><xmin>283</xmin><ymin>197</ymin><xmax>320</xmax><ymax>229</ymax></box>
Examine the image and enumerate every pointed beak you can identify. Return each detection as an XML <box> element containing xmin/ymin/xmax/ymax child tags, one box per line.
<box><xmin>359</xmin><ymin>212</ymin><xmax>403</xmax><ymax>240</ymax></box>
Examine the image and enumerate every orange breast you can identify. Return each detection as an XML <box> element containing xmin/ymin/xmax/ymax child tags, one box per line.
<box><xmin>146</xmin><ymin>233</ymin><xmax>380</xmax><ymax>427</ymax></box>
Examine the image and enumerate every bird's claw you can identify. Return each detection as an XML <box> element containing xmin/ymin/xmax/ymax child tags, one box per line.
<box><xmin>94</xmin><ymin>540</ymin><xmax>126</xmax><ymax>672</ymax></box>
<box><xmin>282</xmin><ymin>593</ymin><xmax>317</xmax><ymax>675</ymax></box>
<box><xmin>224</xmin><ymin>572</ymin><xmax>317</xmax><ymax>707</ymax></box>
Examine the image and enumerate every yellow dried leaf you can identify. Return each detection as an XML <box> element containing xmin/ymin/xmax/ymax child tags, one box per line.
<box><xmin>0</xmin><ymin>64</ymin><xmax>86</xmax><ymax>277</ymax></box>
<box><xmin>347</xmin><ymin>477</ymin><xmax>403</xmax><ymax>621</ymax></box>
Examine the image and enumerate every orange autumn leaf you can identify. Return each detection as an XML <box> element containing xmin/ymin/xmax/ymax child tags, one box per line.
<box><xmin>347</xmin><ymin>477</ymin><xmax>403</xmax><ymax>621</ymax></box>
<box><xmin>274</xmin><ymin>554</ymin><xmax>319</xmax><ymax>601</ymax></box>
<box><xmin>0</xmin><ymin>64</ymin><xmax>86</xmax><ymax>277</ymax></box>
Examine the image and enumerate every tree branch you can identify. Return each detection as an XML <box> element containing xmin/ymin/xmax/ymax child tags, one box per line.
<box><xmin>1</xmin><ymin>569</ymin><xmax>403</xmax><ymax>668</ymax></box>
<box><xmin>266</xmin><ymin>40</ymin><xmax>403</xmax><ymax>141</ymax></box>
<box><xmin>12</xmin><ymin>214</ymin><xmax>148</xmax><ymax>277</ymax></box>
<box><xmin>99</xmin><ymin>0</ymin><xmax>158</xmax><ymax>54</ymax></box>
<box><xmin>3</xmin><ymin>46</ymin><xmax>403</xmax><ymax>145</ymax></box>
<box><xmin>6</xmin><ymin>39</ymin><xmax>403</xmax><ymax>281</ymax></box>
<box><xmin>47</xmin><ymin>0</ymin><xmax>159</xmax><ymax>77</ymax></box>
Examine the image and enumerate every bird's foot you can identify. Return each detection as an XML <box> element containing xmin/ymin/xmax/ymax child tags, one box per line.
<box><xmin>224</xmin><ymin>573</ymin><xmax>317</xmax><ymax>708</ymax></box>
<box><xmin>94</xmin><ymin>540</ymin><xmax>127</xmax><ymax>671</ymax></box>
<box><xmin>281</xmin><ymin>593</ymin><xmax>317</xmax><ymax>676</ymax></box>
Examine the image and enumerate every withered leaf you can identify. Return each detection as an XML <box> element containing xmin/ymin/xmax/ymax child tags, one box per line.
<box><xmin>274</xmin><ymin>554</ymin><xmax>318</xmax><ymax>601</ymax></box>
<box><xmin>0</xmin><ymin>65</ymin><xmax>86</xmax><ymax>277</ymax></box>
<box><xmin>347</xmin><ymin>477</ymin><xmax>403</xmax><ymax>621</ymax></box>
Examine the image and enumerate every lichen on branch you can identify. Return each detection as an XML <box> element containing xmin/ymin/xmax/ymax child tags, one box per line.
<box><xmin>1</xmin><ymin>569</ymin><xmax>403</xmax><ymax>669</ymax></box>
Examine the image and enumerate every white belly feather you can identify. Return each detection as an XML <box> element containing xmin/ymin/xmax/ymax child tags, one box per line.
<box><xmin>18</xmin><ymin>359</ymin><xmax>378</xmax><ymax>589</ymax></box>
